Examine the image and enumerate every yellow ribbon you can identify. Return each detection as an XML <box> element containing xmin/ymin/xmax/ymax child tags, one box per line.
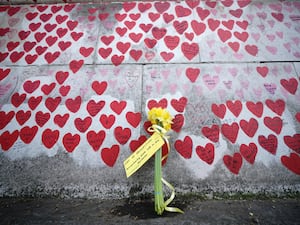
<box><xmin>148</xmin><ymin>124</ymin><xmax>184</xmax><ymax>214</ymax></box>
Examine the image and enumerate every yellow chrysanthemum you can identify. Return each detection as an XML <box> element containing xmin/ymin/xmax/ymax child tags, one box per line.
<box><xmin>148</xmin><ymin>107</ymin><xmax>173</xmax><ymax>131</ymax></box>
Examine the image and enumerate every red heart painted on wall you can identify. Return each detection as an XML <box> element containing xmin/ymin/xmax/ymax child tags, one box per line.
<box><xmin>45</xmin><ymin>96</ymin><xmax>61</xmax><ymax>113</ymax></box>
<box><xmin>101</xmin><ymin>144</ymin><xmax>120</xmax><ymax>167</ymax></box>
<box><xmin>0</xmin><ymin>111</ymin><xmax>15</xmax><ymax>129</ymax></box>
<box><xmin>35</xmin><ymin>111</ymin><xmax>50</xmax><ymax>127</ymax></box>
<box><xmin>23</xmin><ymin>80</ymin><xmax>40</xmax><ymax>94</ymax></box>
<box><xmin>154</xmin><ymin>1</ymin><xmax>170</xmax><ymax>13</ymax></box>
<box><xmin>263</xmin><ymin>116</ymin><xmax>282</xmax><ymax>135</ymax></box>
<box><xmin>126</xmin><ymin>111</ymin><xmax>141</xmax><ymax>128</ymax></box>
<box><xmin>99</xmin><ymin>114</ymin><xmax>115</xmax><ymax>129</ymax></box>
<box><xmin>211</xmin><ymin>103</ymin><xmax>226</xmax><ymax>119</ymax></box>
<box><xmin>20</xmin><ymin>126</ymin><xmax>38</xmax><ymax>144</ymax></box>
<box><xmin>69</xmin><ymin>59</ymin><xmax>84</xmax><ymax>74</ymax></box>
<box><xmin>284</xmin><ymin>134</ymin><xmax>300</xmax><ymax>154</ymax></box>
<box><xmin>226</xmin><ymin>100</ymin><xmax>242</xmax><ymax>117</ymax></box>
<box><xmin>11</xmin><ymin>93</ymin><xmax>26</xmax><ymax>108</ymax></box>
<box><xmin>42</xmin><ymin>128</ymin><xmax>59</xmax><ymax>149</ymax></box>
<box><xmin>87</xmin><ymin>130</ymin><xmax>106</xmax><ymax>151</ymax></box>
<box><xmin>55</xmin><ymin>71</ymin><xmax>69</xmax><ymax>84</ymax></box>
<box><xmin>258</xmin><ymin>134</ymin><xmax>277</xmax><ymax>155</ymax></box>
<box><xmin>256</xmin><ymin>66</ymin><xmax>269</xmax><ymax>77</ymax></box>
<box><xmin>0</xmin><ymin>68</ymin><xmax>11</xmax><ymax>81</ymax></box>
<box><xmin>240</xmin><ymin>143</ymin><xmax>257</xmax><ymax>164</ymax></box>
<box><xmin>74</xmin><ymin>116</ymin><xmax>92</xmax><ymax>133</ymax></box>
<box><xmin>171</xmin><ymin>114</ymin><xmax>184</xmax><ymax>133</ymax></box>
<box><xmin>223</xmin><ymin>152</ymin><xmax>242</xmax><ymax>175</ymax></box>
<box><xmin>28</xmin><ymin>96</ymin><xmax>42</xmax><ymax>110</ymax></box>
<box><xmin>110</xmin><ymin>100</ymin><xmax>127</xmax><ymax>115</ymax></box>
<box><xmin>86</xmin><ymin>100</ymin><xmax>105</xmax><ymax>117</ymax></box>
<box><xmin>63</xmin><ymin>133</ymin><xmax>80</xmax><ymax>153</ymax></box>
<box><xmin>240</xmin><ymin>118</ymin><xmax>258</xmax><ymax>138</ymax></box>
<box><xmin>92</xmin><ymin>81</ymin><xmax>107</xmax><ymax>95</ymax></box>
<box><xmin>1</xmin><ymin>130</ymin><xmax>19</xmax><ymax>151</ymax></box>
<box><xmin>281</xmin><ymin>153</ymin><xmax>300</xmax><ymax>175</ymax></box>
<box><xmin>171</xmin><ymin>97</ymin><xmax>188</xmax><ymax>113</ymax></box>
<box><xmin>196</xmin><ymin>143</ymin><xmax>214</xmax><ymax>164</ymax></box>
<box><xmin>173</xmin><ymin>21</ymin><xmax>188</xmax><ymax>35</ymax></box>
<box><xmin>280</xmin><ymin>78</ymin><xmax>298</xmax><ymax>95</ymax></box>
<box><xmin>147</xmin><ymin>98</ymin><xmax>167</xmax><ymax>109</ymax></box>
<box><xmin>59</xmin><ymin>85</ymin><xmax>70</xmax><ymax>97</ymax></box>
<box><xmin>191</xmin><ymin>20</ymin><xmax>206</xmax><ymax>35</ymax></box>
<box><xmin>265</xmin><ymin>99</ymin><xmax>285</xmax><ymax>116</ymax></box>
<box><xmin>174</xmin><ymin>136</ymin><xmax>192</xmax><ymax>159</ymax></box>
<box><xmin>54</xmin><ymin>113</ymin><xmax>69</xmax><ymax>128</ymax></box>
<box><xmin>164</xmin><ymin>35</ymin><xmax>179</xmax><ymax>50</ymax></box>
<box><xmin>202</xmin><ymin>124</ymin><xmax>219</xmax><ymax>143</ymax></box>
<box><xmin>129</xmin><ymin>135</ymin><xmax>147</xmax><ymax>152</ymax></box>
<box><xmin>16</xmin><ymin>110</ymin><xmax>31</xmax><ymax>126</ymax></box>
<box><xmin>114</xmin><ymin>126</ymin><xmax>131</xmax><ymax>145</ymax></box>
<box><xmin>65</xmin><ymin>96</ymin><xmax>81</xmax><ymax>113</ymax></box>
<box><xmin>186</xmin><ymin>68</ymin><xmax>200</xmax><ymax>83</ymax></box>
<box><xmin>181</xmin><ymin>42</ymin><xmax>199</xmax><ymax>60</ymax></box>
<box><xmin>111</xmin><ymin>55</ymin><xmax>124</xmax><ymax>66</ymax></box>
<box><xmin>246</xmin><ymin>101</ymin><xmax>263</xmax><ymax>118</ymax></box>
<box><xmin>221</xmin><ymin>122</ymin><xmax>239</xmax><ymax>144</ymax></box>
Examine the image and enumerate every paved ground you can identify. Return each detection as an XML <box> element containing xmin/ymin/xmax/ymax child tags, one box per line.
<box><xmin>1</xmin><ymin>197</ymin><xmax>300</xmax><ymax>225</ymax></box>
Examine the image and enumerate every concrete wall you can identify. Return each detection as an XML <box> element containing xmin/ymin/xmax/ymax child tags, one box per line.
<box><xmin>0</xmin><ymin>1</ymin><xmax>300</xmax><ymax>199</ymax></box>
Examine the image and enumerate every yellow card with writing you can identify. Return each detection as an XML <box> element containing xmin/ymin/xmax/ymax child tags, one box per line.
<box><xmin>124</xmin><ymin>132</ymin><xmax>164</xmax><ymax>178</ymax></box>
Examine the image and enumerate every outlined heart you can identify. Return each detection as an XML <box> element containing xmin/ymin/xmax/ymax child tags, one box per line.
<box><xmin>258</xmin><ymin>134</ymin><xmax>277</xmax><ymax>155</ymax></box>
<box><xmin>74</xmin><ymin>116</ymin><xmax>92</xmax><ymax>133</ymax></box>
<box><xmin>223</xmin><ymin>152</ymin><xmax>242</xmax><ymax>175</ymax></box>
<box><xmin>281</xmin><ymin>153</ymin><xmax>300</xmax><ymax>175</ymax></box>
<box><xmin>20</xmin><ymin>126</ymin><xmax>38</xmax><ymax>144</ymax></box>
<box><xmin>63</xmin><ymin>133</ymin><xmax>80</xmax><ymax>153</ymax></box>
<box><xmin>221</xmin><ymin>122</ymin><xmax>239</xmax><ymax>144</ymax></box>
<box><xmin>283</xmin><ymin>134</ymin><xmax>300</xmax><ymax>154</ymax></box>
<box><xmin>240</xmin><ymin>143</ymin><xmax>257</xmax><ymax>164</ymax></box>
<box><xmin>196</xmin><ymin>143</ymin><xmax>214</xmax><ymax>165</ymax></box>
<box><xmin>100</xmin><ymin>114</ymin><xmax>115</xmax><ymax>129</ymax></box>
<box><xmin>114</xmin><ymin>126</ymin><xmax>131</xmax><ymax>145</ymax></box>
<box><xmin>0</xmin><ymin>130</ymin><xmax>19</xmax><ymax>151</ymax></box>
<box><xmin>174</xmin><ymin>135</ymin><xmax>193</xmax><ymax>159</ymax></box>
<box><xmin>202</xmin><ymin>124</ymin><xmax>219</xmax><ymax>142</ymax></box>
<box><xmin>87</xmin><ymin>130</ymin><xmax>106</xmax><ymax>151</ymax></box>
<box><xmin>42</xmin><ymin>128</ymin><xmax>59</xmax><ymax>149</ymax></box>
<box><xmin>101</xmin><ymin>144</ymin><xmax>120</xmax><ymax>167</ymax></box>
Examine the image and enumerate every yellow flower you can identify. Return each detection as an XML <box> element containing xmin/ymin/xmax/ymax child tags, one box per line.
<box><xmin>148</xmin><ymin>107</ymin><xmax>173</xmax><ymax>131</ymax></box>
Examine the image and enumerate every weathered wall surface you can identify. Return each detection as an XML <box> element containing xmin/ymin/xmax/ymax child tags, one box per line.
<box><xmin>0</xmin><ymin>1</ymin><xmax>299</xmax><ymax>199</ymax></box>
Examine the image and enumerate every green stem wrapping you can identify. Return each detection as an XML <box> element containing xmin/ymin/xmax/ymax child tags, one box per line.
<box><xmin>154</xmin><ymin>147</ymin><xmax>164</xmax><ymax>215</ymax></box>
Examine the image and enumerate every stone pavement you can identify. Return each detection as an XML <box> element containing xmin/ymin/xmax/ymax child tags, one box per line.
<box><xmin>1</xmin><ymin>197</ymin><xmax>300</xmax><ymax>225</ymax></box>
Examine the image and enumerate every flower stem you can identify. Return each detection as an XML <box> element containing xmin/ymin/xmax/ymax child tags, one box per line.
<box><xmin>154</xmin><ymin>147</ymin><xmax>164</xmax><ymax>215</ymax></box>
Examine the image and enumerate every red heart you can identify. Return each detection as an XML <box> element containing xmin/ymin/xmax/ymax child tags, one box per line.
<box><xmin>233</xmin><ymin>31</ymin><xmax>248</xmax><ymax>42</ymax></box>
<box><xmin>35</xmin><ymin>111</ymin><xmax>50</xmax><ymax>127</ymax></box>
<box><xmin>35</xmin><ymin>46</ymin><xmax>48</xmax><ymax>55</ymax></box>
<box><xmin>7</xmin><ymin>41</ymin><xmax>20</xmax><ymax>51</ymax></box>
<box><xmin>296</xmin><ymin>112</ymin><xmax>300</xmax><ymax>123</ymax></box>
<box><xmin>185</xmin><ymin>32</ymin><xmax>194</xmax><ymax>41</ymax></box>
<box><xmin>271</xmin><ymin>12</ymin><xmax>284</xmax><ymax>22</ymax></box>
<box><xmin>154</xmin><ymin>2</ymin><xmax>170</xmax><ymax>13</ymax></box>
<box><xmin>26</xmin><ymin>12</ymin><xmax>38</xmax><ymax>20</ymax></box>
<box><xmin>208</xmin><ymin>18</ymin><xmax>220</xmax><ymax>31</ymax></box>
<box><xmin>25</xmin><ymin>54</ymin><xmax>38</xmax><ymax>64</ymax></box>
<box><xmin>58</xmin><ymin>41</ymin><xmax>72</xmax><ymax>51</ymax></box>
<box><xmin>124</xmin><ymin>21</ymin><xmax>136</xmax><ymax>30</ymax></box>
<box><xmin>35</xmin><ymin>32</ymin><xmax>47</xmax><ymax>43</ymax></box>
<box><xmin>16</xmin><ymin>110</ymin><xmax>31</xmax><ymax>126</ymax></box>
<box><xmin>110</xmin><ymin>100</ymin><xmax>127</xmax><ymax>115</ymax></box>
<box><xmin>100</xmin><ymin>114</ymin><xmax>115</xmax><ymax>129</ymax></box>
<box><xmin>101</xmin><ymin>35</ymin><xmax>114</xmax><ymax>45</ymax></box>
<box><xmin>152</xmin><ymin>27</ymin><xmax>167</xmax><ymax>40</ymax></box>
<box><xmin>0</xmin><ymin>52</ymin><xmax>9</xmax><ymax>63</ymax></box>
<box><xmin>126</xmin><ymin>111</ymin><xmax>141</xmax><ymax>128</ymax></box>
<box><xmin>226</xmin><ymin>100</ymin><xmax>242</xmax><ymax>117</ymax></box>
<box><xmin>223</xmin><ymin>152</ymin><xmax>242</xmax><ymax>175</ymax></box>
<box><xmin>23</xmin><ymin>80</ymin><xmax>40</xmax><ymax>94</ymax></box>
<box><xmin>18</xmin><ymin>30</ymin><xmax>30</xmax><ymax>40</ymax></box>
<box><xmin>28</xmin><ymin>96</ymin><xmax>42</xmax><ymax>110</ymax></box>
<box><xmin>160</xmin><ymin>52</ymin><xmax>174</xmax><ymax>62</ymax></box>
<box><xmin>23</xmin><ymin>41</ymin><xmax>36</xmax><ymax>52</ymax></box>
<box><xmin>217</xmin><ymin>29</ymin><xmax>232</xmax><ymax>42</ymax></box>
<box><xmin>246</xmin><ymin>101</ymin><xmax>263</xmax><ymax>118</ymax></box>
<box><xmin>129</xmin><ymin>32</ymin><xmax>143</xmax><ymax>43</ymax></box>
<box><xmin>56</xmin><ymin>28</ymin><xmax>68</xmax><ymax>38</ymax></box>
<box><xmin>40</xmin><ymin>12</ymin><xmax>52</xmax><ymax>22</ymax></box>
<box><xmin>59</xmin><ymin>85</ymin><xmax>70</xmax><ymax>96</ymax></box>
<box><xmin>186</xmin><ymin>68</ymin><xmax>200</xmax><ymax>83</ymax></box>
<box><xmin>240</xmin><ymin>143</ymin><xmax>257</xmax><ymax>164</ymax></box>
<box><xmin>221</xmin><ymin>122</ymin><xmax>239</xmax><ymax>144</ymax></box>
<box><xmin>123</xmin><ymin>2</ymin><xmax>136</xmax><ymax>12</ymax></box>
<box><xmin>63</xmin><ymin>133</ymin><xmax>80</xmax><ymax>153</ymax></box>
<box><xmin>196</xmin><ymin>6</ymin><xmax>210</xmax><ymax>20</ymax></box>
<box><xmin>42</xmin><ymin>128</ymin><xmax>59</xmax><ymax>149</ymax></box>
<box><xmin>56</xmin><ymin>15</ymin><xmax>68</xmax><ymax>24</ymax></box>
<box><xmin>164</xmin><ymin>35</ymin><xmax>179</xmax><ymax>50</ymax></box>
<box><xmin>171</xmin><ymin>97</ymin><xmax>187</xmax><ymax>113</ymax></box>
<box><xmin>54</xmin><ymin>113</ymin><xmax>69</xmax><ymax>128</ymax></box>
<box><xmin>129</xmin><ymin>49</ymin><xmax>142</xmax><ymax>61</ymax></box>
<box><xmin>186</xmin><ymin>0</ymin><xmax>199</xmax><ymax>9</ymax></box>
<box><xmin>284</xmin><ymin>134</ymin><xmax>300</xmax><ymax>154</ymax></box>
<box><xmin>163</xmin><ymin>13</ymin><xmax>174</xmax><ymax>23</ymax></box>
<box><xmin>191</xmin><ymin>20</ymin><xmax>206</xmax><ymax>36</ymax></box>
<box><xmin>116</xmin><ymin>42</ymin><xmax>131</xmax><ymax>54</ymax></box>
<box><xmin>45</xmin><ymin>96</ymin><xmax>61</xmax><ymax>112</ymax></box>
<box><xmin>172</xmin><ymin>114</ymin><xmax>184</xmax><ymax>133</ymax></box>
<box><xmin>211</xmin><ymin>103</ymin><xmax>226</xmax><ymax>119</ymax></box>
<box><xmin>71</xmin><ymin>32</ymin><xmax>83</xmax><ymax>41</ymax></box>
<box><xmin>129</xmin><ymin>135</ymin><xmax>147</xmax><ymax>152</ymax></box>
<box><xmin>256</xmin><ymin>66</ymin><xmax>269</xmax><ymax>77</ymax></box>
<box><xmin>45</xmin><ymin>36</ymin><xmax>57</xmax><ymax>46</ymax></box>
<box><xmin>65</xmin><ymin>96</ymin><xmax>81</xmax><ymax>113</ymax></box>
<box><xmin>111</xmin><ymin>55</ymin><xmax>124</xmax><ymax>66</ymax></box>
<box><xmin>115</xmin><ymin>27</ymin><xmax>127</xmax><ymax>37</ymax></box>
<box><xmin>66</xmin><ymin>20</ymin><xmax>78</xmax><ymax>30</ymax></box>
<box><xmin>202</xmin><ymin>124</ymin><xmax>219</xmax><ymax>143</ymax></box>
<box><xmin>196</xmin><ymin>143</ymin><xmax>214</xmax><ymax>164</ymax></box>
<box><xmin>69</xmin><ymin>59</ymin><xmax>84</xmax><ymax>74</ymax></box>
<box><xmin>114</xmin><ymin>126</ymin><xmax>131</xmax><ymax>145</ymax></box>
<box><xmin>181</xmin><ymin>42</ymin><xmax>199</xmax><ymax>60</ymax></box>
<box><xmin>263</xmin><ymin>116</ymin><xmax>282</xmax><ymax>134</ymax></box>
<box><xmin>221</xmin><ymin>0</ymin><xmax>233</xmax><ymax>7</ymax></box>
<box><xmin>0</xmin><ymin>130</ymin><xmax>19</xmax><ymax>151</ymax></box>
<box><xmin>237</xmin><ymin>0</ymin><xmax>251</xmax><ymax>8</ymax></box>
<box><xmin>175</xmin><ymin>5</ymin><xmax>191</xmax><ymax>17</ymax></box>
<box><xmin>0</xmin><ymin>111</ymin><xmax>15</xmax><ymax>129</ymax></box>
<box><xmin>41</xmin><ymin>83</ymin><xmax>56</xmax><ymax>95</ymax></box>
<box><xmin>0</xmin><ymin>68</ymin><xmax>10</xmax><ymax>81</ymax></box>
<box><xmin>74</xmin><ymin>116</ymin><xmax>92</xmax><ymax>133</ymax></box>
<box><xmin>87</xmin><ymin>130</ymin><xmax>106</xmax><ymax>151</ymax></box>
<box><xmin>206</xmin><ymin>0</ymin><xmax>217</xmax><ymax>8</ymax></box>
<box><xmin>44</xmin><ymin>23</ymin><xmax>57</xmax><ymax>33</ymax></box>
<box><xmin>44</xmin><ymin>51</ymin><xmax>60</xmax><ymax>64</ymax></box>
<box><xmin>258</xmin><ymin>134</ymin><xmax>277</xmax><ymax>155</ymax></box>
<box><xmin>144</xmin><ymin>38</ymin><xmax>157</xmax><ymax>49</ymax></box>
<box><xmin>147</xmin><ymin>98</ymin><xmax>167</xmax><ymax>109</ymax></box>
<box><xmin>173</xmin><ymin>20</ymin><xmax>188</xmax><ymax>34</ymax></box>
<box><xmin>20</xmin><ymin>126</ymin><xmax>38</xmax><ymax>144</ymax></box>
<box><xmin>280</xmin><ymin>78</ymin><xmax>298</xmax><ymax>95</ymax></box>
<box><xmin>148</xmin><ymin>12</ymin><xmax>160</xmax><ymax>22</ymax></box>
<box><xmin>139</xmin><ymin>23</ymin><xmax>153</xmax><ymax>33</ymax></box>
<box><xmin>265</xmin><ymin>99</ymin><xmax>285</xmax><ymax>116</ymax></box>
<box><xmin>101</xmin><ymin>144</ymin><xmax>120</xmax><ymax>167</ymax></box>
<box><xmin>174</xmin><ymin>136</ymin><xmax>193</xmax><ymax>159</ymax></box>
<box><xmin>138</xmin><ymin>3</ymin><xmax>152</xmax><ymax>12</ymax></box>
<box><xmin>229</xmin><ymin>9</ymin><xmax>243</xmax><ymax>18</ymax></box>
<box><xmin>236</xmin><ymin>20</ymin><xmax>248</xmax><ymax>30</ymax></box>
<box><xmin>79</xmin><ymin>47</ymin><xmax>94</xmax><ymax>58</ymax></box>
<box><xmin>240</xmin><ymin>118</ymin><xmax>258</xmax><ymax>138</ymax></box>
<box><xmin>92</xmin><ymin>81</ymin><xmax>107</xmax><ymax>95</ymax></box>
<box><xmin>87</xmin><ymin>99</ymin><xmax>105</xmax><ymax>117</ymax></box>
<box><xmin>281</xmin><ymin>153</ymin><xmax>300</xmax><ymax>175</ymax></box>
<box><xmin>98</xmin><ymin>13</ymin><xmax>109</xmax><ymax>21</ymax></box>
<box><xmin>245</xmin><ymin>45</ymin><xmax>258</xmax><ymax>56</ymax></box>
<box><xmin>115</xmin><ymin>13</ymin><xmax>126</xmax><ymax>22</ymax></box>
<box><xmin>228</xmin><ymin>42</ymin><xmax>240</xmax><ymax>52</ymax></box>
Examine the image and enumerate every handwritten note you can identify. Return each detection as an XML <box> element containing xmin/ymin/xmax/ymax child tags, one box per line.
<box><xmin>124</xmin><ymin>132</ymin><xmax>164</xmax><ymax>178</ymax></box>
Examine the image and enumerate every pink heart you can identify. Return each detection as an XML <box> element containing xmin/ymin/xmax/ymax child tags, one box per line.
<box><xmin>203</xmin><ymin>74</ymin><xmax>219</xmax><ymax>90</ymax></box>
